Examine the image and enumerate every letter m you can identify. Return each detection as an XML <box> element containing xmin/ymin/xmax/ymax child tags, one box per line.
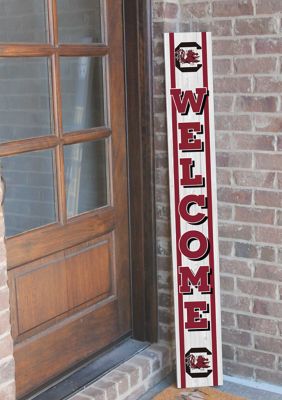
<box><xmin>179</xmin><ymin>266</ymin><xmax>211</xmax><ymax>294</ymax></box>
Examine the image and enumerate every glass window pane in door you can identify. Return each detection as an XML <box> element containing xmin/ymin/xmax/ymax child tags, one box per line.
<box><xmin>0</xmin><ymin>58</ymin><xmax>53</xmax><ymax>143</ymax></box>
<box><xmin>0</xmin><ymin>0</ymin><xmax>48</xmax><ymax>43</ymax></box>
<box><xmin>58</xmin><ymin>0</ymin><xmax>103</xmax><ymax>43</ymax></box>
<box><xmin>1</xmin><ymin>150</ymin><xmax>57</xmax><ymax>237</ymax></box>
<box><xmin>64</xmin><ymin>140</ymin><xmax>108</xmax><ymax>218</ymax></box>
<box><xmin>60</xmin><ymin>57</ymin><xmax>106</xmax><ymax>132</ymax></box>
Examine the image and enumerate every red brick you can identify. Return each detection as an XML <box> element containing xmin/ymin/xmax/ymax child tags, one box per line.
<box><xmin>153</xmin><ymin>21</ymin><xmax>177</xmax><ymax>40</ymax></box>
<box><xmin>215</xmin><ymin>132</ymin><xmax>232</xmax><ymax>150</ymax></box>
<box><xmin>276</xmin><ymin>210</ymin><xmax>282</xmax><ymax>225</ymax></box>
<box><xmin>233</xmin><ymin>134</ymin><xmax>275</xmax><ymax>151</ymax></box>
<box><xmin>221</xmin><ymin>293</ymin><xmax>251</xmax><ymax>312</ymax></box>
<box><xmin>255</xmin><ymin>76</ymin><xmax>282</xmax><ymax>93</ymax></box>
<box><xmin>223</xmin><ymin>361</ymin><xmax>254</xmax><ymax>379</ymax></box>
<box><xmin>255</xmin><ymin>226</ymin><xmax>282</xmax><ymax>245</ymax></box>
<box><xmin>188</xmin><ymin>19</ymin><xmax>233</xmax><ymax>38</ymax></box>
<box><xmin>0</xmin><ymin>288</ymin><xmax>10</xmax><ymax>312</ymax></box>
<box><xmin>235</xmin><ymin>18</ymin><xmax>278</xmax><ymax>36</ymax></box>
<box><xmin>256</xmin><ymin>369</ymin><xmax>282</xmax><ymax>386</ymax></box>
<box><xmin>218</xmin><ymin>188</ymin><xmax>252</xmax><ymax>205</ymax></box>
<box><xmin>155</xmin><ymin>170</ymin><xmax>169</xmax><ymax>186</ymax></box>
<box><xmin>222</xmin><ymin>311</ymin><xmax>236</xmax><ymax>327</ymax></box>
<box><xmin>222</xmin><ymin>344</ymin><xmax>235</xmax><ymax>360</ymax></box>
<box><xmin>235</xmin><ymin>206</ymin><xmax>275</xmax><ymax>225</ymax></box>
<box><xmin>156</xmin><ymin>221</ymin><xmax>170</xmax><ymax>237</ymax></box>
<box><xmin>182</xmin><ymin>2</ymin><xmax>210</xmax><ymax>19</ymax></box>
<box><xmin>255</xmin><ymin>335</ymin><xmax>282</xmax><ymax>353</ymax></box>
<box><xmin>256</xmin><ymin>38</ymin><xmax>282</xmax><ymax>54</ymax></box>
<box><xmin>214</xmin><ymin>77</ymin><xmax>252</xmax><ymax>93</ymax></box>
<box><xmin>278</xmin><ymin>173</ymin><xmax>282</xmax><ymax>189</ymax></box>
<box><xmin>254</xmin><ymin>263</ymin><xmax>282</xmax><ymax>282</ymax></box>
<box><xmin>255</xmin><ymin>153</ymin><xmax>282</xmax><ymax>171</ymax></box>
<box><xmin>233</xmin><ymin>171</ymin><xmax>275</xmax><ymax>189</ymax></box>
<box><xmin>255</xmin><ymin>190</ymin><xmax>281</xmax><ymax>208</ymax></box>
<box><xmin>235</xmin><ymin>96</ymin><xmax>278</xmax><ymax>113</ymax></box>
<box><xmin>218</xmin><ymin>204</ymin><xmax>233</xmax><ymax>221</ymax></box>
<box><xmin>234</xmin><ymin>57</ymin><xmax>277</xmax><ymax>74</ymax></box>
<box><xmin>81</xmin><ymin>387</ymin><xmax>105</xmax><ymax>400</ymax></box>
<box><xmin>256</xmin><ymin>0</ymin><xmax>282</xmax><ymax>13</ymax></box>
<box><xmin>217</xmin><ymin>169</ymin><xmax>232</xmax><ymax>186</ymax></box>
<box><xmin>221</xmin><ymin>275</ymin><xmax>235</xmax><ymax>291</ymax></box>
<box><xmin>0</xmin><ymin>335</ymin><xmax>13</xmax><ymax>360</ymax></box>
<box><xmin>155</xmin><ymin>134</ymin><xmax>168</xmax><ymax>153</ymax></box>
<box><xmin>0</xmin><ymin>382</ymin><xmax>15</xmax><ymax>400</ymax></box>
<box><xmin>214</xmin><ymin>95</ymin><xmax>233</xmax><ymax>112</ymax></box>
<box><xmin>235</xmin><ymin>242</ymin><xmax>258</xmax><ymax>259</ymax></box>
<box><xmin>220</xmin><ymin>258</ymin><xmax>252</xmax><ymax>277</ymax></box>
<box><xmin>0</xmin><ymin>311</ymin><xmax>11</xmax><ymax>336</ymax></box>
<box><xmin>0</xmin><ymin>358</ymin><xmax>14</xmax><ymax>384</ymax></box>
<box><xmin>237</xmin><ymin>314</ymin><xmax>277</xmax><ymax>335</ymax></box>
<box><xmin>222</xmin><ymin>328</ymin><xmax>252</xmax><ymax>346</ymax></box>
<box><xmin>255</xmin><ymin>115</ymin><xmax>282</xmax><ymax>132</ymax></box>
<box><xmin>213</xmin><ymin>59</ymin><xmax>233</xmax><ymax>76</ymax></box>
<box><xmin>156</xmin><ymin>203</ymin><xmax>170</xmax><ymax>221</ymax></box>
<box><xmin>260</xmin><ymin>246</ymin><xmax>275</xmax><ymax>262</ymax></box>
<box><xmin>219</xmin><ymin>240</ymin><xmax>233</xmax><ymax>256</ymax></box>
<box><xmin>154</xmin><ymin>3</ymin><xmax>179</xmax><ymax>19</ymax></box>
<box><xmin>215</xmin><ymin>115</ymin><xmax>252</xmax><ymax>131</ymax></box>
<box><xmin>253</xmin><ymin>299</ymin><xmax>282</xmax><ymax>318</ymax></box>
<box><xmin>216</xmin><ymin>152</ymin><xmax>252</xmax><ymax>168</ymax></box>
<box><xmin>212</xmin><ymin>0</ymin><xmax>253</xmax><ymax>17</ymax></box>
<box><xmin>237</xmin><ymin>278</ymin><xmax>277</xmax><ymax>299</ymax></box>
<box><xmin>277</xmin><ymin>135</ymin><xmax>282</xmax><ymax>151</ymax></box>
<box><xmin>237</xmin><ymin>349</ymin><xmax>275</xmax><ymax>369</ymax></box>
<box><xmin>155</xmin><ymin>153</ymin><xmax>168</xmax><ymax>169</ymax></box>
<box><xmin>154</xmin><ymin>41</ymin><xmax>164</xmax><ymax>58</ymax></box>
<box><xmin>154</xmin><ymin>97</ymin><xmax>165</xmax><ymax>114</ymax></box>
<box><xmin>213</xmin><ymin>39</ymin><xmax>252</xmax><ymax>56</ymax></box>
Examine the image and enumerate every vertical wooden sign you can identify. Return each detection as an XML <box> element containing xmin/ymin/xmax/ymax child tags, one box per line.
<box><xmin>164</xmin><ymin>32</ymin><xmax>223</xmax><ymax>388</ymax></box>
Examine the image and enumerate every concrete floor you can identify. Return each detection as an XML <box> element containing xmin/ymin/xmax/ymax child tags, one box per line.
<box><xmin>139</xmin><ymin>373</ymin><xmax>282</xmax><ymax>400</ymax></box>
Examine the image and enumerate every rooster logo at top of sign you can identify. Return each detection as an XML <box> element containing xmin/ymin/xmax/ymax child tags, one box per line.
<box><xmin>175</xmin><ymin>42</ymin><xmax>202</xmax><ymax>73</ymax></box>
<box><xmin>185</xmin><ymin>348</ymin><xmax>212</xmax><ymax>378</ymax></box>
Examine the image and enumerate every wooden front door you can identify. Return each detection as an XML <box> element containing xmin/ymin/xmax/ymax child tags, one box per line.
<box><xmin>0</xmin><ymin>1</ymin><xmax>130</xmax><ymax>397</ymax></box>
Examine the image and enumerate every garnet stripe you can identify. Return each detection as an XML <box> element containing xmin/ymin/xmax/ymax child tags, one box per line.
<box><xmin>169</xmin><ymin>32</ymin><xmax>186</xmax><ymax>388</ymax></box>
<box><xmin>201</xmin><ymin>32</ymin><xmax>218</xmax><ymax>386</ymax></box>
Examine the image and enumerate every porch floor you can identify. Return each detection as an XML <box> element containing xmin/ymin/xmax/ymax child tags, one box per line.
<box><xmin>139</xmin><ymin>373</ymin><xmax>282</xmax><ymax>400</ymax></box>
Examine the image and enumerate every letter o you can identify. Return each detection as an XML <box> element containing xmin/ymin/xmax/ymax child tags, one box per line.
<box><xmin>179</xmin><ymin>230</ymin><xmax>209</xmax><ymax>261</ymax></box>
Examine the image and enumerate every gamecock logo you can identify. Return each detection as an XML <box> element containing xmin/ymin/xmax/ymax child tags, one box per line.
<box><xmin>175</xmin><ymin>49</ymin><xmax>200</xmax><ymax>65</ymax></box>
<box><xmin>185</xmin><ymin>348</ymin><xmax>212</xmax><ymax>378</ymax></box>
<box><xmin>188</xmin><ymin>354</ymin><xmax>210</xmax><ymax>370</ymax></box>
<box><xmin>175</xmin><ymin>42</ymin><xmax>202</xmax><ymax>73</ymax></box>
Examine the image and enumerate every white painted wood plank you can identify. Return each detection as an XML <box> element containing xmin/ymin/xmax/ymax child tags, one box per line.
<box><xmin>164</xmin><ymin>32</ymin><xmax>223</xmax><ymax>389</ymax></box>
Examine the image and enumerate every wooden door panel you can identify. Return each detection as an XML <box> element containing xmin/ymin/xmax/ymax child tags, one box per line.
<box><xmin>15</xmin><ymin>253</ymin><xmax>68</xmax><ymax>335</ymax></box>
<box><xmin>66</xmin><ymin>233</ymin><xmax>114</xmax><ymax>309</ymax></box>
<box><xmin>15</xmin><ymin>300</ymin><xmax>121</xmax><ymax>399</ymax></box>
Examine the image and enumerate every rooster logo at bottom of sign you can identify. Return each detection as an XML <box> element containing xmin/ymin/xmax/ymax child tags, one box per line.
<box><xmin>185</xmin><ymin>348</ymin><xmax>212</xmax><ymax>378</ymax></box>
<box><xmin>187</xmin><ymin>354</ymin><xmax>210</xmax><ymax>370</ymax></box>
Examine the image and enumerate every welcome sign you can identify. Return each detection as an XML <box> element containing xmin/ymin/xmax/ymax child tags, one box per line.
<box><xmin>164</xmin><ymin>32</ymin><xmax>223</xmax><ymax>388</ymax></box>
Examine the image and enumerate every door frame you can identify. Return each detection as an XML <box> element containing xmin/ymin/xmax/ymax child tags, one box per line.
<box><xmin>124</xmin><ymin>0</ymin><xmax>158</xmax><ymax>342</ymax></box>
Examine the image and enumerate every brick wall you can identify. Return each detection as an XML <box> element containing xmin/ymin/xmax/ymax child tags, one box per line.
<box><xmin>0</xmin><ymin>182</ymin><xmax>16</xmax><ymax>399</ymax></box>
<box><xmin>153</xmin><ymin>0</ymin><xmax>282</xmax><ymax>386</ymax></box>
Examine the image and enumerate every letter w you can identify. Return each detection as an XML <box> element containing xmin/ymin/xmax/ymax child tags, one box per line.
<box><xmin>170</xmin><ymin>88</ymin><xmax>208</xmax><ymax>115</ymax></box>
